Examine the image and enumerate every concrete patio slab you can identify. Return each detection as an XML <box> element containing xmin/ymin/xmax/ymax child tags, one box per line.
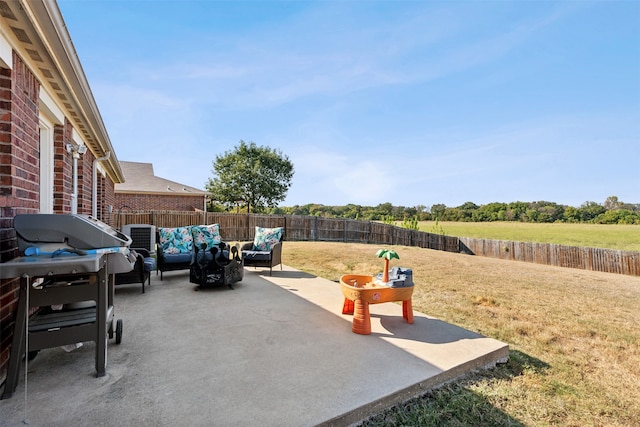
<box><xmin>1</xmin><ymin>266</ymin><xmax>509</xmax><ymax>427</ymax></box>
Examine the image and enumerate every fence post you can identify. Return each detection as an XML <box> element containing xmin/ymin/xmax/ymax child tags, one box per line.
<box><xmin>343</xmin><ymin>219</ymin><xmax>347</xmax><ymax>242</ymax></box>
<box><xmin>312</xmin><ymin>216</ymin><xmax>318</xmax><ymax>241</ymax></box>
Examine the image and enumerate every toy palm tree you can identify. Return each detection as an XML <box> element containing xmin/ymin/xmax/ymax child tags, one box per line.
<box><xmin>376</xmin><ymin>248</ymin><xmax>399</xmax><ymax>283</ymax></box>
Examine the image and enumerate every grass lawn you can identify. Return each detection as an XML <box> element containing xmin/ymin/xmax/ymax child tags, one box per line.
<box><xmin>283</xmin><ymin>242</ymin><xmax>640</xmax><ymax>427</ymax></box>
<box><xmin>413</xmin><ymin>221</ymin><xmax>640</xmax><ymax>252</ymax></box>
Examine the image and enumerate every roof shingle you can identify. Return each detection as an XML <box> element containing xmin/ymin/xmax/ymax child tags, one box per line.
<box><xmin>115</xmin><ymin>161</ymin><xmax>208</xmax><ymax>195</ymax></box>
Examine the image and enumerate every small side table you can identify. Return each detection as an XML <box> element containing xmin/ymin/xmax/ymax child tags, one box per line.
<box><xmin>340</xmin><ymin>274</ymin><xmax>414</xmax><ymax>335</ymax></box>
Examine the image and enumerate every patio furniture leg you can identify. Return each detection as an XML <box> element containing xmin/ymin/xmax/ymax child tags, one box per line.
<box><xmin>96</xmin><ymin>267</ymin><xmax>107</xmax><ymax>377</ymax></box>
<box><xmin>351</xmin><ymin>299</ymin><xmax>371</xmax><ymax>335</ymax></box>
<box><xmin>1</xmin><ymin>278</ymin><xmax>28</xmax><ymax>400</ymax></box>
<box><xmin>403</xmin><ymin>299</ymin><xmax>414</xmax><ymax>324</ymax></box>
<box><xmin>342</xmin><ymin>298</ymin><xmax>354</xmax><ymax>315</ymax></box>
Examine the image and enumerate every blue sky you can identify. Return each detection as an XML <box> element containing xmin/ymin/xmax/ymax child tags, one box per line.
<box><xmin>58</xmin><ymin>0</ymin><xmax>639</xmax><ymax>209</ymax></box>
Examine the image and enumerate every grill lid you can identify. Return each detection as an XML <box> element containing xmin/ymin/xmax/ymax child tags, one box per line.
<box><xmin>14</xmin><ymin>214</ymin><xmax>132</xmax><ymax>251</ymax></box>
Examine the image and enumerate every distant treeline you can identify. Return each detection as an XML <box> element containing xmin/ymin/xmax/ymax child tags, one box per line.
<box><xmin>263</xmin><ymin>196</ymin><xmax>639</xmax><ymax>224</ymax></box>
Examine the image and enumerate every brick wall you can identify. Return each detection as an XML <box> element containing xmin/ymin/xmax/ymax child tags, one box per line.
<box><xmin>105</xmin><ymin>179</ymin><xmax>116</xmax><ymax>225</ymax></box>
<box><xmin>77</xmin><ymin>147</ymin><xmax>94</xmax><ymax>216</ymax></box>
<box><xmin>0</xmin><ymin>54</ymin><xmax>39</xmax><ymax>210</ymax></box>
<box><xmin>97</xmin><ymin>172</ymin><xmax>105</xmax><ymax>222</ymax></box>
<box><xmin>94</xmin><ymin>166</ymin><xmax>117</xmax><ymax>226</ymax></box>
<box><xmin>0</xmin><ymin>68</ymin><xmax>11</xmax><ymax>202</ymax></box>
<box><xmin>0</xmin><ymin>46</ymin><xmax>122</xmax><ymax>382</ymax></box>
<box><xmin>53</xmin><ymin>120</ymin><xmax>72</xmax><ymax>214</ymax></box>
<box><xmin>0</xmin><ymin>51</ymin><xmax>120</xmax><ymax>382</ymax></box>
<box><xmin>115</xmin><ymin>193</ymin><xmax>205</xmax><ymax>212</ymax></box>
<box><xmin>0</xmin><ymin>53</ymin><xmax>41</xmax><ymax>381</ymax></box>
<box><xmin>97</xmin><ymin>175</ymin><xmax>117</xmax><ymax>226</ymax></box>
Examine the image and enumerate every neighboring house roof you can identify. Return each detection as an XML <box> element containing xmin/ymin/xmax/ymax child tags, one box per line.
<box><xmin>115</xmin><ymin>161</ymin><xmax>208</xmax><ymax>196</ymax></box>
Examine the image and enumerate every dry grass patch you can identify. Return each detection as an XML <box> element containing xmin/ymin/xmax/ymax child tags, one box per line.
<box><xmin>283</xmin><ymin>242</ymin><xmax>640</xmax><ymax>427</ymax></box>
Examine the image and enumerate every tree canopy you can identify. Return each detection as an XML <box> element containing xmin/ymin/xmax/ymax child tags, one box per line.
<box><xmin>206</xmin><ymin>141</ymin><xmax>294</xmax><ymax>213</ymax></box>
<box><xmin>266</xmin><ymin>197</ymin><xmax>639</xmax><ymax>225</ymax></box>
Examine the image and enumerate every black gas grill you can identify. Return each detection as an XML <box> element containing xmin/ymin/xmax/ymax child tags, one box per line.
<box><xmin>0</xmin><ymin>214</ymin><xmax>133</xmax><ymax>400</ymax></box>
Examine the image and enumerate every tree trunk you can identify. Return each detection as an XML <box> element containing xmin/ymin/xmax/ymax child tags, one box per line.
<box><xmin>383</xmin><ymin>259</ymin><xmax>389</xmax><ymax>282</ymax></box>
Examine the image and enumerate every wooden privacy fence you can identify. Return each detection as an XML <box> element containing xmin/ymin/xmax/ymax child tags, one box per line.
<box><xmin>459</xmin><ymin>238</ymin><xmax>640</xmax><ymax>276</ymax></box>
<box><xmin>114</xmin><ymin>211</ymin><xmax>640</xmax><ymax>276</ymax></box>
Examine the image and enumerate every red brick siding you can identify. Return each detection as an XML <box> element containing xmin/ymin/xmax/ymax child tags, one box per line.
<box><xmin>115</xmin><ymin>193</ymin><xmax>205</xmax><ymax>212</ymax></box>
<box><xmin>0</xmin><ymin>55</ymin><xmax>39</xmax><ymax>207</ymax></box>
<box><xmin>0</xmin><ymin>53</ymin><xmax>41</xmax><ymax>381</ymax></box>
<box><xmin>0</xmin><ymin>68</ymin><xmax>12</xmax><ymax>198</ymax></box>
<box><xmin>104</xmin><ymin>179</ymin><xmax>116</xmax><ymax>226</ymax></box>
<box><xmin>0</xmin><ymin>50</ymin><xmax>122</xmax><ymax>381</ymax></box>
<box><xmin>52</xmin><ymin>120</ymin><xmax>73</xmax><ymax>213</ymax></box>
<box><xmin>97</xmin><ymin>172</ymin><xmax>105</xmax><ymax>222</ymax></box>
<box><xmin>77</xmin><ymin>147</ymin><xmax>92</xmax><ymax>215</ymax></box>
<box><xmin>0</xmin><ymin>66</ymin><xmax>16</xmax><ymax>376</ymax></box>
<box><xmin>98</xmin><ymin>175</ymin><xmax>116</xmax><ymax>226</ymax></box>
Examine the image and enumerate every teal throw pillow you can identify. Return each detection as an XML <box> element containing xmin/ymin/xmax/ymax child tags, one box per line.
<box><xmin>159</xmin><ymin>226</ymin><xmax>193</xmax><ymax>254</ymax></box>
<box><xmin>253</xmin><ymin>226</ymin><xmax>283</xmax><ymax>251</ymax></box>
<box><xmin>191</xmin><ymin>224</ymin><xmax>222</xmax><ymax>251</ymax></box>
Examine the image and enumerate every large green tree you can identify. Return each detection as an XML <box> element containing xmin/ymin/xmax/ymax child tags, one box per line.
<box><xmin>206</xmin><ymin>141</ymin><xmax>294</xmax><ymax>213</ymax></box>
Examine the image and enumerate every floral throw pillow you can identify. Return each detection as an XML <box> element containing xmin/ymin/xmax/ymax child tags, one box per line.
<box><xmin>252</xmin><ymin>226</ymin><xmax>283</xmax><ymax>251</ymax></box>
<box><xmin>159</xmin><ymin>226</ymin><xmax>193</xmax><ymax>254</ymax></box>
<box><xmin>191</xmin><ymin>224</ymin><xmax>222</xmax><ymax>251</ymax></box>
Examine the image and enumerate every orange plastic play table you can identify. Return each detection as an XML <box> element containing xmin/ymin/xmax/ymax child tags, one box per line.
<box><xmin>339</xmin><ymin>274</ymin><xmax>414</xmax><ymax>335</ymax></box>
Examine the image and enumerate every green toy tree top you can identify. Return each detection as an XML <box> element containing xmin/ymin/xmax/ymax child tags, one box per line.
<box><xmin>376</xmin><ymin>248</ymin><xmax>399</xmax><ymax>283</ymax></box>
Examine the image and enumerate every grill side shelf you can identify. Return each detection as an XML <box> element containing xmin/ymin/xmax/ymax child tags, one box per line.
<box><xmin>29</xmin><ymin>307</ymin><xmax>96</xmax><ymax>332</ymax></box>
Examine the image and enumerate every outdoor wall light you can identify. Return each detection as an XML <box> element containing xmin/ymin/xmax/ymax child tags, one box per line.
<box><xmin>66</xmin><ymin>142</ymin><xmax>88</xmax><ymax>156</ymax></box>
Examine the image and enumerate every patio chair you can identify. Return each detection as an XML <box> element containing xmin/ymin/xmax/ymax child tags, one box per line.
<box><xmin>115</xmin><ymin>248</ymin><xmax>156</xmax><ymax>293</ymax></box>
<box><xmin>156</xmin><ymin>226</ymin><xmax>195</xmax><ymax>279</ymax></box>
<box><xmin>241</xmin><ymin>226</ymin><xmax>284</xmax><ymax>275</ymax></box>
